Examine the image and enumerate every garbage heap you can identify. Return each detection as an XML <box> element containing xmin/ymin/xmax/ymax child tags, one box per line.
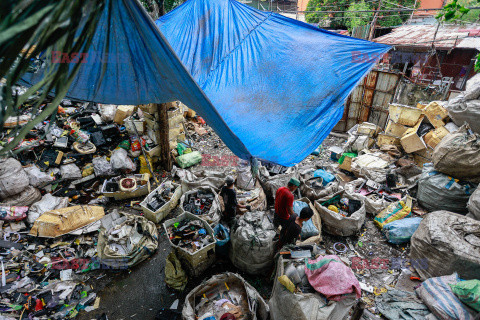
<box><xmin>0</xmin><ymin>97</ymin><xmax>206</xmax><ymax>319</ymax></box>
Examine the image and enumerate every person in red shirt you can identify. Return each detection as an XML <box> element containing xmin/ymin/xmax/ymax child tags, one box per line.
<box><xmin>274</xmin><ymin>177</ymin><xmax>300</xmax><ymax>228</ymax></box>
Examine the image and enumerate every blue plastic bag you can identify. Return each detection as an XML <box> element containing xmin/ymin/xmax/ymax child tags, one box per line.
<box><xmin>214</xmin><ymin>224</ymin><xmax>230</xmax><ymax>256</ymax></box>
<box><xmin>383</xmin><ymin>217</ymin><xmax>422</xmax><ymax>244</ymax></box>
<box><xmin>293</xmin><ymin>201</ymin><xmax>319</xmax><ymax>240</ymax></box>
<box><xmin>313</xmin><ymin>169</ymin><xmax>335</xmax><ymax>186</ymax></box>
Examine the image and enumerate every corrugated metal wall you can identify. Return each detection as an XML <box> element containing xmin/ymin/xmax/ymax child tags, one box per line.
<box><xmin>334</xmin><ymin>70</ymin><xmax>400</xmax><ymax>132</ymax></box>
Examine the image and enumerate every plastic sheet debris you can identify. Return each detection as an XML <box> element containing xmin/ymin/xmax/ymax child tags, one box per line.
<box><xmin>60</xmin><ymin>164</ymin><xmax>83</xmax><ymax>180</ymax></box>
<box><xmin>375</xmin><ymin>289</ymin><xmax>431</xmax><ymax>320</ymax></box>
<box><xmin>24</xmin><ymin>164</ymin><xmax>54</xmax><ymax>187</ymax></box>
<box><xmin>110</xmin><ymin>148</ymin><xmax>136</xmax><ymax>171</ymax></box>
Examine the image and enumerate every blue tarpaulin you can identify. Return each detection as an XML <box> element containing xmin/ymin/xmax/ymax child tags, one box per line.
<box><xmin>22</xmin><ymin>0</ymin><xmax>390</xmax><ymax>166</ymax></box>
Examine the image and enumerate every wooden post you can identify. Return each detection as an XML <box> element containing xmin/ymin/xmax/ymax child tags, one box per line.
<box><xmin>157</xmin><ymin>103</ymin><xmax>172</xmax><ymax>171</ymax></box>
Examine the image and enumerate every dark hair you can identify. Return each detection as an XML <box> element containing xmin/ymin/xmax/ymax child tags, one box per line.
<box><xmin>287</xmin><ymin>182</ymin><xmax>296</xmax><ymax>187</ymax></box>
<box><xmin>299</xmin><ymin>207</ymin><xmax>314</xmax><ymax>220</ymax></box>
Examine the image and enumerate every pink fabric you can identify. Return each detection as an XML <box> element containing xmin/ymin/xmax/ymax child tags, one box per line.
<box><xmin>304</xmin><ymin>255</ymin><xmax>361</xmax><ymax>301</ymax></box>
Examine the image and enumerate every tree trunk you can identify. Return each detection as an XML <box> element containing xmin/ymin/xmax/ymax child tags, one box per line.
<box><xmin>157</xmin><ymin>103</ymin><xmax>172</xmax><ymax>171</ymax></box>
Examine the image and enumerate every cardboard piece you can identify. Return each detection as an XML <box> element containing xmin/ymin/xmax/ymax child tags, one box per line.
<box><xmin>389</xmin><ymin>104</ymin><xmax>423</xmax><ymax>126</ymax></box>
<box><xmin>377</xmin><ymin>133</ymin><xmax>401</xmax><ymax>146</ymax></box>
<box><xmin>423</xmin><ymin>126</ymin><xmax>449</xmax><ymax>149</ymax></box>
<box><xmin>400</xmin><ymin>116</ymin><xmax>426</xmax><ymax>153</ymax></box>
<box><xmin>114</xmin><ymin>105</ymin><xmax>135</xmax><ymax>124</ymax></box>
<box><xmin>424</xmin><ymin>101</ymin><xmax>449</xmax><ymax>128</ymax></box>
<box><xmin>385</xmin><ymin>120</ymin><xmax>408</xmax><ymax>137</ymax></box>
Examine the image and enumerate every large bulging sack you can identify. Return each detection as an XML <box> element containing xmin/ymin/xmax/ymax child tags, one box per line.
<box><xmin>0</xmin><ymin>186</ymin><xmax>41</xmax><ymax>207</ymax></box>
<box><xmin>417</xmin><ymin>164</ymin><xmax>476</xmax><ymax>214</ymax></box>
<box><xmin>229</xmin><ymin>211</ymin><xmax>277</xmax><ymax>275</ymax></box>
<box><xmin>0</xmin><ymin>158</ymin><xmax>29</xmax><ymax>199</ymax></box>
<box><xmin>24</xmin><ymin>164</ymin><xmax>54</xmax><ymax>187</ymax></box>
<box><xmin>432</xmin><ymin>125</ymin><xmax>480</xmax><ymax>182</ymax></box>
<box><xmin>448</xmin><ymin>74</ymin><xmax>480</xmax><ymax>134</ymax></box>
<box><xmin>97</xmin><ymin>210</ymin><xmax>158</xmax><ymax>268</ymax></box>
<box><xmin>410</xmin><ymin>211</ymin><xmax>480</xmax><ymax>280</ymax></box>
<box><xmin>269</xmin><ymin>256</ymin><xmax>356</xmax><ymax>320</ymax></box>
<box><xmin>467</xmin><ymin>187</ymin><xmax>480</xmax><ymax>221</ymax></box>
<box><xmin>236</xmin><ymin>159</ymin><xmax>255</xmax><ymax>190</ymax></box>
<box><xmin>182</xmin><ymin>272</ymin><xmax>269</xmax><ymax>320</ymax></box>
<box><xmin>314</xmin><ymin>190</ymin><xmax>366</xmax><ymax>236</ymax></box>
<box><xmin>259</xmin><ymin>167</ymin><xmax>297</xmax><ymax>201</ymax></box>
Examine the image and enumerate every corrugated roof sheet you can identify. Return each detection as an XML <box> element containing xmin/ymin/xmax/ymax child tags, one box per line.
<box><xmin>374</xmin><ymin>24</ymin><xmax>480</xmax><ymax>49</ymax></box>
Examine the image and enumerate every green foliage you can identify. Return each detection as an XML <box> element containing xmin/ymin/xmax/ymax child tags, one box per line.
<box><xmin>164</xmin><ymin>0</ymin><xmax>184</xmax><ymax>13</ymax></box>
<box><xmin>306</xmin><ymin>0</ymin><xmax>349</xmax><ymax>29</ymax></box>
<box><xmin>0</xmin><ymin>0</ymin><xmax>104</xmax><ymax>155</ymax></box>
<box><xmin>345</xmin><ymin>1</ymin><xmax>373</xmax><ymax>31</ymax></box>
<box><xmin>306</xmin><ymin>0</ymin><xmax>417</xmax><ymax>29</ymax></box>
<box><xmin>436</xmin><ymin>0</ymin><xmax>480</xmax><ymax>21</ymax></box>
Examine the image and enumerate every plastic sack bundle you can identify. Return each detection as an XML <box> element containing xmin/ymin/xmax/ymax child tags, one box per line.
<box><xmin>27</xmin><ymin>193</ymin><xmax>69</xmax><ymax>225</ymax></box>
<box><xmin>350</xmin><ymin>152</ymin><xmax>390</xmax><ymax>183</ymax></box>
<box><xmin>175</xmin><ymin>151</ymin><xmax>202</xmax><ymax>169</ymax></box>
<box><xmin>450</xmin><ymin>279</ymin><xmax>480</xmax><ymax>312</ymax></box>
<box><xmin>182</xmin><ymin>272</ymin><xmax>269</xmax><ymax>320</ymax></box>
<box><xmin>305</xmin><ymin>255</ymin><xmax>361</xmax><ymax>301</ymax></box>
<box><xmin>448</xmin><ymin>74</ymin><xmax>480</xmax><ymax>134</ymax></box>
<box><xmin>269</xmin><ymin>256</ymin><xmax>356</xmax><ymax>320</ymax></box>
<box><xmin>259</xmin><ymin>168</ymin><xmax>297</xmax><ymax>201</ymax></box>
<box><xmin>417</xmin><ymin>164</ymin><xmax>476</xmax><ymax>214</ymax></box>
<box><xmin>432</xmin><ymin>125</ymin><xmax>480</xmax><ymax>183</ymax></box>
<box><xmin>180</xmin><ymin>186</ymin><xmax>221</xmax><ymax>225</ymax></box>
<box><xmin>110</xmin><ymin>148</ymin><xmax>136</xmax><ymax>171</ymax></box>
<box><xmin>229</xmin><ymin>211</ymin><xmax>277</xmax><ymax>275</ymax></box>
<box><xmin>165</xmin><ymin>251</ymin><xmax>188</xmax><ymax>291</ymax></box>
<box><xmin>60</xmin><ymin>164</ymin><xmax>82</xmax><ymax>180</ymax></box>
<box><xmin>314</xmin><ymin>190</ymin><xmax>366</xmax><ymax>236</ymax></box>
<box><xmin>0</xmin><ymin>206</ymin><xmax>28</xmax><ymax>221</ymax></box>
<box><xmin>92</xmin><ymin>156</ymin><xmax>115</xmax><ymax>176</ymax></box>
<box><xmin>97</xmin><ymin>210</ymin><xmax>158</xmax><ymax>268</ymax></box>
<box><xmin>0</xmin><ymin>186</ymin><xmax>41</xmax><ymax>207</ymax></box>
<box><xmin>410</xmin><ymin>211</ymin><xmax>480</xmax><ymax>280</ymax></box>
<box><xmin>375</xmin><ymin>289</ymin><xmax>432</xmax><ymax>320</ymax></box>
<box><xmin>374</xmin><ymin>200</ymin><xmax>411</xmax><ymax>229</ymax></box>
<box><xmin>293</xmin><ymin>199</ymin><xmax>322</xmax><ymax>244</ymax></box>
<box><xmin>24</xmin><ymin>164</ymin><xmax>54</xmax><ymax>187</ymax></box>
<box><xmin>383</xmin><ymin>217</ymin><xmax>422</xmax><ymax>244</ymax></box>
<box><xmin>416</xmin><ymin>273</ymin><xmax>477</xmax><ymax>320</ymax></box>
<box><xmin>236</xmin><ymin>159</ymin><xmax>255</xmax><ymax>190</ymax></box>
<box><xmin>98</xmin><ymin>104</ymin><xmax>117</xmax><ymax>122</ymax></box>
<box><xmin>299</xmin><ymin>178</ymin><xmax>341</xmax><ymax>202</ymax></box>
<box><xmin>0</xmin><ymin>158</ymin><xmax>29</xmax><ymax>199</ymax></box>
<box><xmin>235</xmin><ymin>181</ymin><xmax>267</xmax><ymax>212</ymax></box>
<box><xmin>467</xmin><ymin>187</ymin><xmax>480</xmax><ymax>221</ymax></box>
